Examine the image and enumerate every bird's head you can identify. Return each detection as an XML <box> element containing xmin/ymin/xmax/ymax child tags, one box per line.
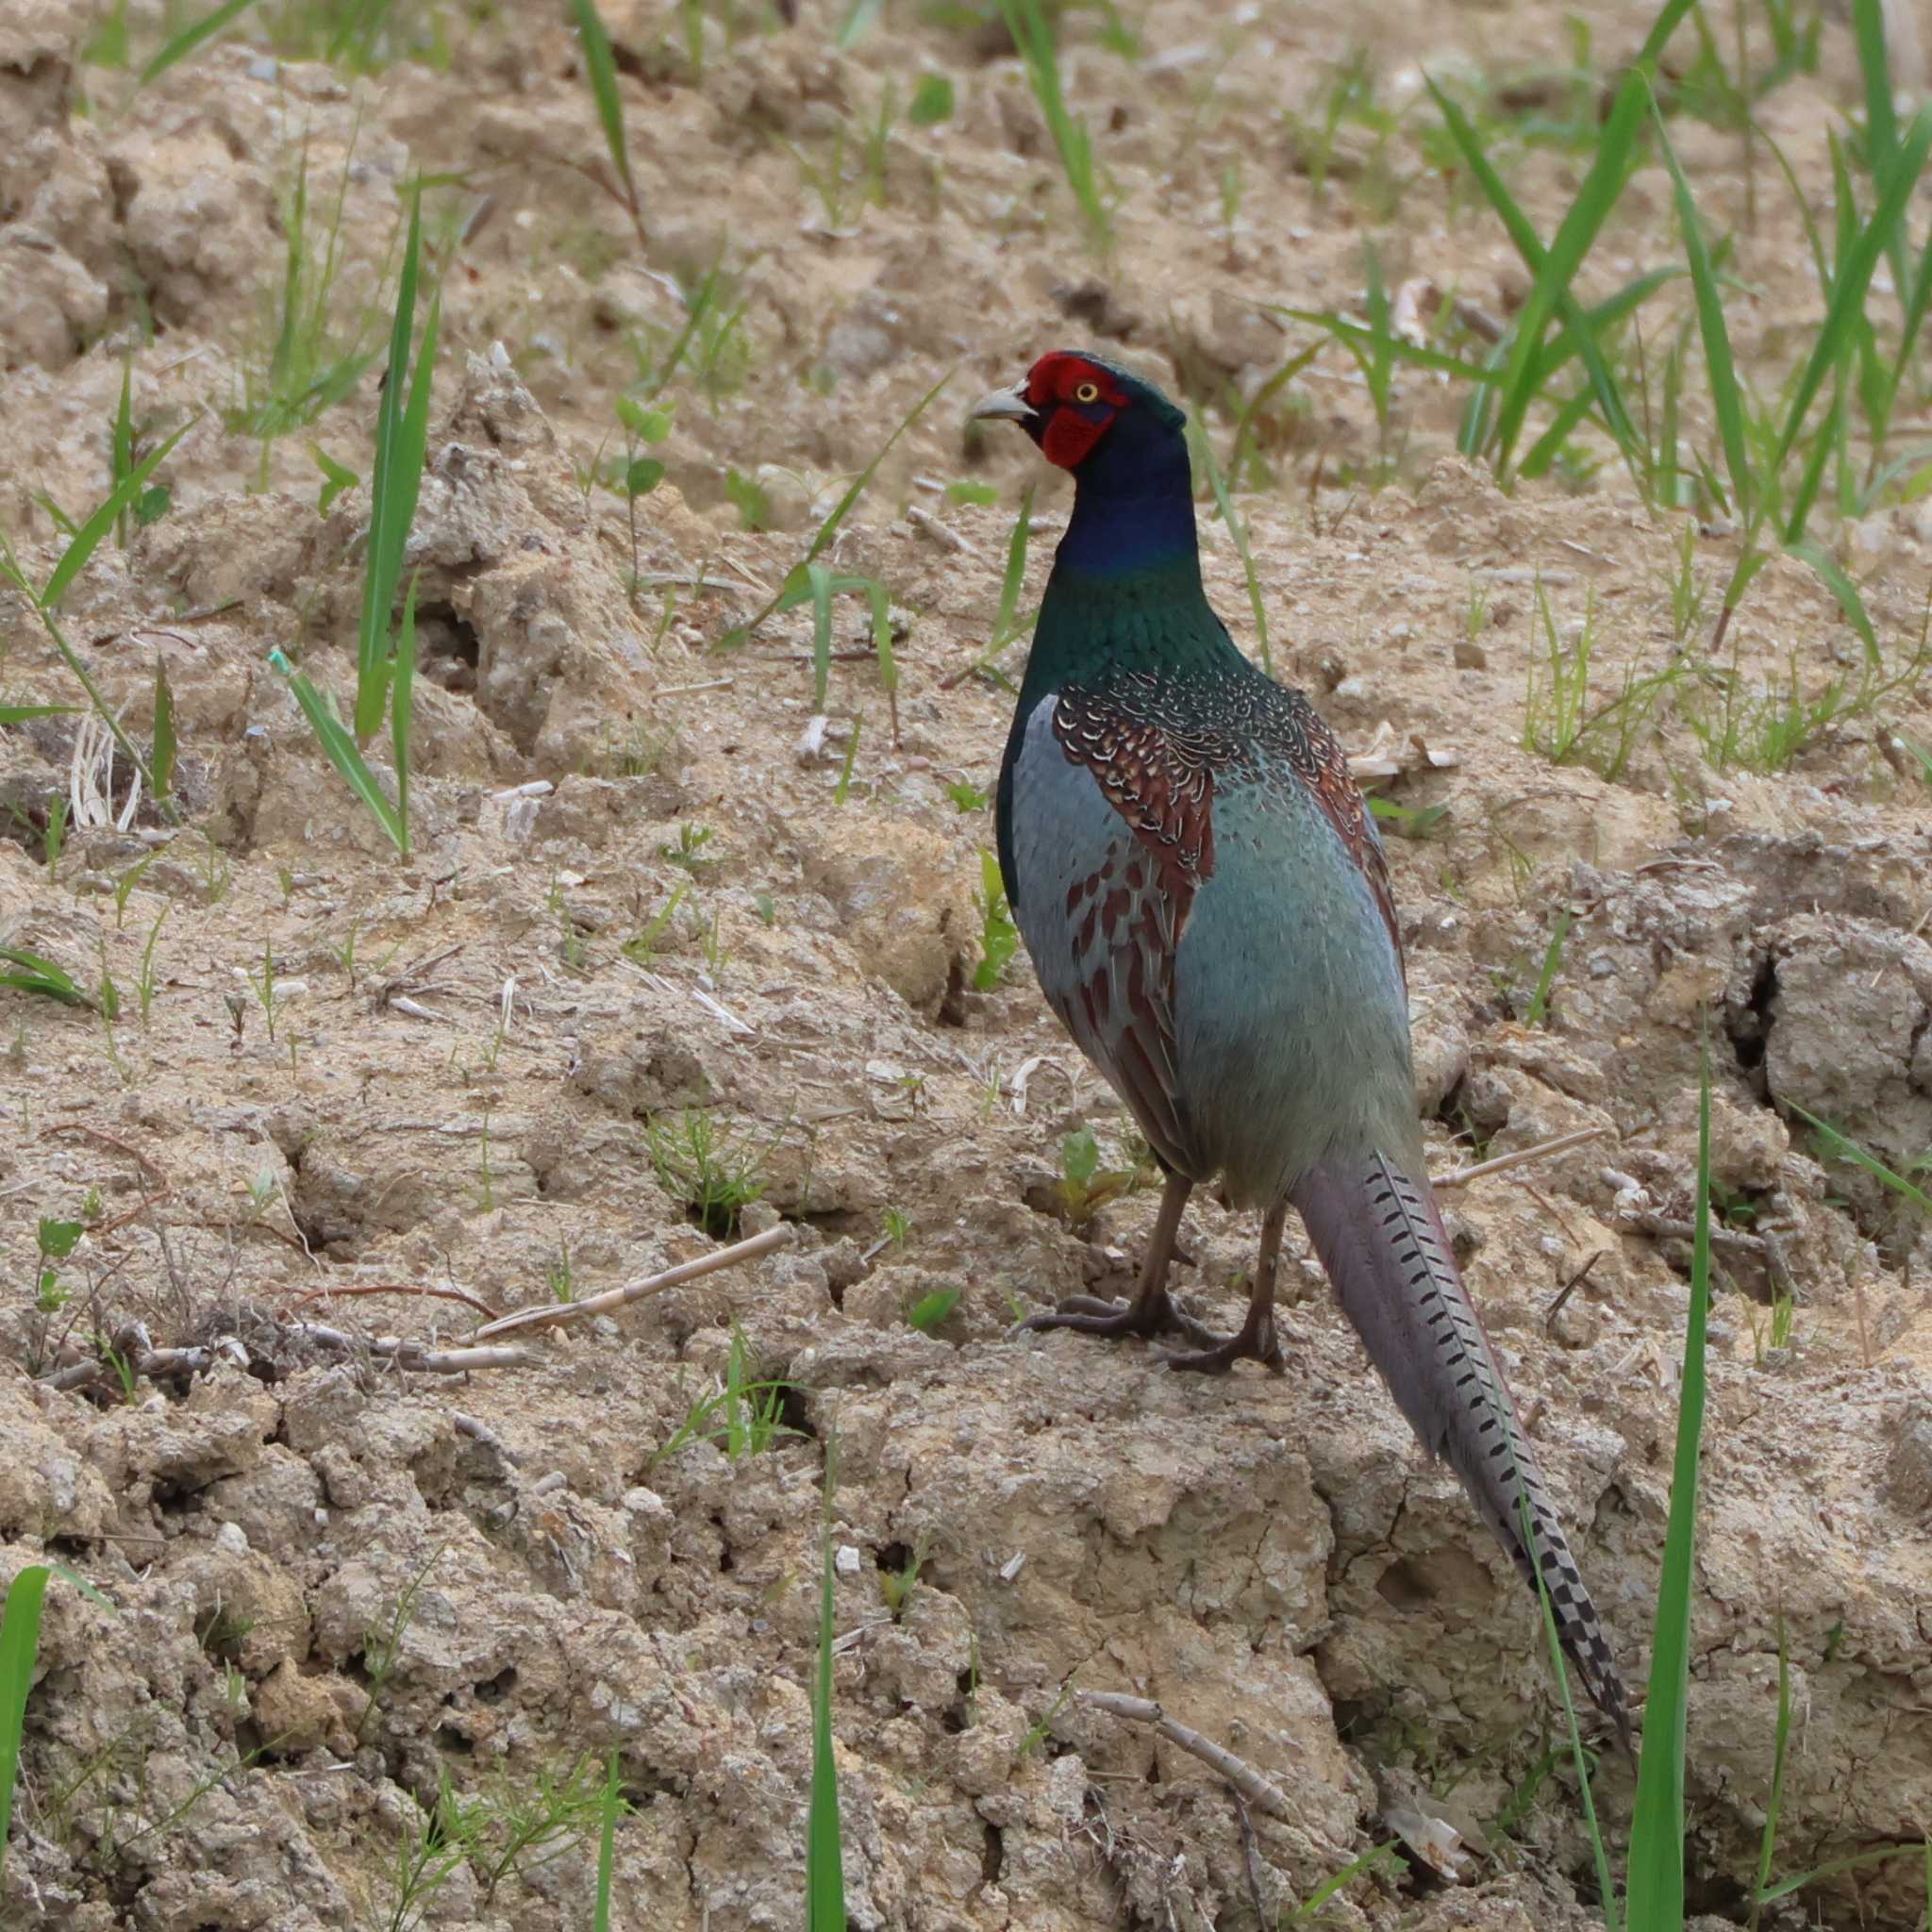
<box><xmin>968</xmin><ymin>350</ymin><xmax>1188</xmax><ymax>477</ymax></box>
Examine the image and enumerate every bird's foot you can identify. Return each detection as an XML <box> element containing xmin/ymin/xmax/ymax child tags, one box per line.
<box><xmin>1008</xmin><ymin>1289</ymin><xmax>1222</xmax><ymax>1348</ymax></box>
<box><xmin>1157</xmin><ymin>1300</ymin><xmax>1285</xmax><ymax>1375</ymax></box>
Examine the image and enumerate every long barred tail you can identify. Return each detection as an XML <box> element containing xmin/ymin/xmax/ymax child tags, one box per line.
<box><xmin>1293</xmin><ymin>1153</ymin><xmax>1632</xmax><ymax>1752</ymax></box>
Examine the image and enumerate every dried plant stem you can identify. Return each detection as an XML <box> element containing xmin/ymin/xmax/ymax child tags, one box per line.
<box><xmin>470</xmin><ymin>1223</ymin><xmax>795</xmax><ymax>1341</ymax></box>
<box><xmin>1076</xmin><ymin>1690</ymin><xmax>1292</xmax><ymax>1822</ymax></box>
<box><xmin>1432</xmin><ymin>1125</ymin><xmax>1607</xmax><ymax>1190</ymax></box>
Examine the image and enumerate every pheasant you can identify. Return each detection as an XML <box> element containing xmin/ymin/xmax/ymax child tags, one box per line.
<box><xmin>970</xmin><ymin>349</ymin><xmax>1629</xmax><ymax>1745</ymax></box>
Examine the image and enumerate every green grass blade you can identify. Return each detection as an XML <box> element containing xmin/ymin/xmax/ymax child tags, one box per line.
<box><xmin>1756</xmin><ymin>1842</ymin><xmax>1929</xmax><ymax>1906</ymax></box>
<box><xmin>806</xmin><ymin>562</ymin><xmax>835</xmax><ymax>713</ymax></box>
<box><xmin>112</xmin><ymin>359</ymin><xmax>135</xmax><ymax>547</ymax></box>
<box><xmin>0</xmin><ymin>704</ymin><xmax>78</xmax><ymax>723</ymax></box>
<box><xmin>269</xmin><ymin>650</ymin><xmax>407</xmax><ymax>854</ymax></box>
<box><xmin>571</xmin><ymin>0</ymin><xmax>641</xmax><ymax>229</ymax></box>
<box><xmin>1421</xmin><ymin>71</ymin><xmax>1655</xmax><ymax>485</ymax></box>
<box><xmin>152</xmin><ymin>659</ymin><xmax>177</xmax><ymax>801</ymax></box>
<box><xmin>806</xmin><ymin>1439</ymin><xmax>846</xmax><ymax>1930</ymax></box>
<box><xmin>591</xmin><ymin>1748</ymin><xmax>620</xmax><ymax>1932</ymax></box>
<box><xmin>391</xmin><ymin>571</ymin><xmax>417</xmax><ymax>860</ymax></box>
<box><xmin>356</xmin><ymin>187</ymin><xmax>425</xmax><ymax>740</ymax></box>
<box><xmin>1190</xmin><ymin>418</ymin><xmax>1271</xmax><ymax>675</ymax></box>
<box><xmin>1267</xmin><ymin>308</ymin><xmax>1499</xmax><ymax>385</ymax></box>
<box><xmin>0</xmin><ymin>946</ymin><xmax>92</xmax><ymax>1008</ymax></box>
<box><xmin>0</xmin><ymin>1564</ymin><xmax>52</xmax><ymax>1888</ymax></box>
<box><xmin>138</xmin><ymin>0</ymin><xmax>260</xmax><ymax>83</ymax></box>
<box><xmin>719</xmin><ymin>372</ymin><xmax>953</xmax><ymax>648</ymax></box>
<box><xmin>1655</xmin><ymin>103</ymin><xmax>1751</xmax><ymax>522</ymax></box>
<box><xmin>1625</xmin><ymin>1051</ymin><xmax>1714</xmax><ymax>1932</ymax></box>
<box><xmin>806</xmin><ymin>370</ymin><xmax>951</xmax><ymax>571</ymax></box>
<box><xmin>41</xmin><ymin>421</ymin><xmax>191</xmax><ymax>610</ymax></box>
<box><xmin>1787</xmin><ymin>1102</ymin><xmax>1932</xmax><ymax>1211</ymax></box>
<box><xmin>1775</xmin><ymin>104</ymin><xmax>1932</xmax><ymax>470</ymax></box>
<box><xmin>1746</xmin><ymin>1619</ymin><xmax>1792</xmax><ymax>1932</ymax></box>
<box><xmin>1783</xmin><ymin>539</ymin><xmax>1879</xmax><ymax>666</ymax></box>
<box><xmin>996</xmin><ymin>483</ymin><xmax>1034</xmax><ymax>641</ymax></box>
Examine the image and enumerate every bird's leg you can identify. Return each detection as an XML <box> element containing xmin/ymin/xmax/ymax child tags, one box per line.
<box><xmin>1011</xmin><ymin>1172</ymin><xmax>1219</xmax><ymax>1342</ymax></box>
<box><xmin>1158</xmin><ymin>1202</ymin><xmax>1289</xmax><ymax>1374</ymax></box>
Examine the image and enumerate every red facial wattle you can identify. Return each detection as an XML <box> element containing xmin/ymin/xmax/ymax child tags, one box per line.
<box><xmin>1041</xmin><ymin>408</ymin><xmax>1112</xmax><ymax>467</ymax></box>
<box><xmin>1023</xmin><ymin>353</ymin><xmax>1129</xmax><ymax>470</ymax></box>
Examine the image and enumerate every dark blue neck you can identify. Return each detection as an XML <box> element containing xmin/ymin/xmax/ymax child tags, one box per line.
<box><xmin>1053</xmin><ymin>418</ymin><xmax>1201</xmax><ymax>585</ymax></box>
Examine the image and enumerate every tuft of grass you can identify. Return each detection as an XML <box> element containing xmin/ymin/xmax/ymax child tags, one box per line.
<box><xmin>646</xmin><ymin>1108</ymin><xmax>768</xmax><ymax>1239</ymax></box>
<box><xmin>996</xmin><ymin>0</ymin><xmax>1111</xmax><ymax>255</ymax></box>
<box><xmin>226</xmin><ymin>133</ymin><xmax>381</xmax><ymax>489</ymax></box>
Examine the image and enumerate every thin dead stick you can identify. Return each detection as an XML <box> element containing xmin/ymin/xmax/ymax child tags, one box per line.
<box><xmin>284</xmin><ymin>1323</ymin><xmax>533</xmax><ymax>1373</ymax></box>
<box><xmin>1076</xmin><ymin>1691</ymin><xmax>1291</xmax><ymax>1822</ymax></box>
<box><xmin>1433</xmin><ymin>1125</ymin><xmax>1607</xmax><ymax>1190</ymax></box>
<box><xmin>907</xmin><ymin>505</ymin><xmax>984</xmax><ymax>558</ymax></box>
<box><xmin>49</xmin><ymin>1121</ymin><xmax>170</xmax><ymax>1183</ymax></box>
<box><xmin>285</xmin><ymin>1280</ymin><xmax>501</xmax><ymax>1320</ymax></box>
<box><xmin>469</xmin><ymin>1223</ymin><xmax>795</xmax><ymax>1341</ymax></box>
<box><xmin>92</xmin><ymin>1186</ymin><xmax>175</xmax><ymax>1237</ymax></box>
<box><xmin>654</xmin><ymin>677</ymin><xmax>736</xmax><ymax>697</ymax></box>
<box><xmin>1231</xmin><ymin>1785</ymin><xmax>1268</xmax><ymax>1922</ymax></box>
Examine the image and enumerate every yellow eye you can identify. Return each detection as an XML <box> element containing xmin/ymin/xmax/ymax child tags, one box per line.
<box><xmin>1074</xmin><ymin>381</ymin><xmax>1101</xmax><ymax>404</ymax></box>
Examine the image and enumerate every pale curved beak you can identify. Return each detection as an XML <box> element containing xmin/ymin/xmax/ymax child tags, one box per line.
<box><xmin>967</xmin><ymin>380</ymin><xmax>1037</xmax><ymax>425</ymax></box>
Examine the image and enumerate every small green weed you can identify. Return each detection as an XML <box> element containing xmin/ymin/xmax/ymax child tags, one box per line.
<box><xmin>646</xmin><ymin>1108</ymin><xmax>768</xmax><ymax>1238</ymax></box>
<box><xmin>972</xmin><ymin>851</ymin><xmax>1019</xmax><ymax>991</ymax></box>
<box><xmin>908</xmin><ymin>1286</ymin><xmax>960</xmax><ymax>1334</ymax></box>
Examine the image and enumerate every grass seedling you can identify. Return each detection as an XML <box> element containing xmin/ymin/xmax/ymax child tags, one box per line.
<box><xmin>0</xmin><ymin>1566</ymin><xmax>53</xmax><ymax>1890</ymax></box>
<box><xmin>807</xmin><ymin>1433</ymin><xmax>846</xmax><ymax>1931</ymax></box>
<box><xmin>878</xmin><ymin>1532</ymin><xmax>931</xmax><ymax>1617</ymax></box>
<box><xmin>269</xmin><ymin>181</ymin><xmax>436</xmax><ymax>858</ymax></box>
<box><xmin>646</xmin><ymin>1108</ymin><xmax>768</xmax><ymax>1239</ymax></box>
<box><xmin>358</xmin><ymin>1541</ymin><xmax>448</xmax><ymax>1746</ymax></box>
<box><xmin>655</xmin><ymin>1329</ymin><xmax>793</xmax><ymax>1462</ymax></box>
<box><xmin>719</xmin><ymin>371</ymin><xmax>952</xmax><ymax>652</ymax></box>
<box><xmin>1523</xmin><ymin>908</ymin><xmax>1573</xmax><ymax>1026</ymax></box>
<box><xmin>1286</xmin><ymin>1841</ymin><xmax>1409</xmax><ymax>1922</ymax></box>
<box><xmin>1188</xmin><ymin>416</ymin><xmax>1270</xmax><ymax>675</ymax></box>
<box><xmin>997</xmin><ymin>0</ymin><xmax>1111</xmax><ymax>255</ymax></box>
<box><xmin>1056</xmin><ymin>1124</ymin><xmax>1146</xmax><ymax>1226</ymax></box>
<box><xmin>948</xmin><ymin>483</ymin><xmax>1037</xmax><ymax>690</ymax></box>
<box><xmin>907</xmin><ymin>1286</ymin><xmax>959</xmax><ymax>1334</ymax></box>
<box><xmin>971</xmin><ymin>851</ymin><xmax>1018</xmax><ymax>991</ymax></box>
<box><xmin>1</xmin><ymin>944</ymin><xmax>92</xmax><ymax>1008</ymax></box>
<box><xmin>1787</xmin><ymin>1102</ymin><xmax>1932</xmax><ymax>1218</ymax></box>
<box><xmin>833</xmin><ymin>713</ymin><xmax>862</xmax><ymax>804</ymax></box>
<box><xmin>945</xmin><ymin>778</ymin><xmax>991</xmax><ymax>811</ymax></box>
<box><xmin>592</xmin><ymin>1749</ymin><xmax>621</xmax><ymax>1932</ymax></box>
<box><xmin>571</xmin><ymin>0</ymin><xmax>647</xmax><ymax>254</ymax></box>
<box><xmin>132</xmin><ymin>907</ymin><xmax>163</xmax><ymax>1026</ymax></box>
<box><xmin>42</xmin><ymin>795</ymin><xmax>66</xmax><ymax>879</ymax></box>
<box><xmin>0</xmin><ymin>432</ymin><xmax>190</xmax><ymax>820</ymax></box>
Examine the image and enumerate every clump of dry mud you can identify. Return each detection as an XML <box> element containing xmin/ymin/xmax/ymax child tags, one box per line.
<box><xmin>5</xmin><ymin>0</ymin><xmax>1932</xmax><ymax>1928</ymax></box>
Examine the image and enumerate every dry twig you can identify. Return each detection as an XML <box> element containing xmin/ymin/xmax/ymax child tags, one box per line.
<box><xmin>469</xmin><ymin>1223</ymin><xmax>795</xmax><ymax>1341</ymax></box>
<box><xmin>1076</xmin><ymin>1690</ymin><xmax>1292</xmax><ymax>1823</ymax></box>
<box><xmin>286</xmin><ymin>1280</ymin><xmax>501</xmax><ymax>1320</ymax></box>
<box><xmin>1432</xmin><ymin>1124</ymin><xmax>1607</xmax><ymax>1190</ymax></box>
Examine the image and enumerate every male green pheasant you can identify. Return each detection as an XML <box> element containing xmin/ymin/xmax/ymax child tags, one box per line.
<box><xmin>971</xmin><ymin>348</ymin><xmax>1629</xmax><ymax>1745</ymax></box>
